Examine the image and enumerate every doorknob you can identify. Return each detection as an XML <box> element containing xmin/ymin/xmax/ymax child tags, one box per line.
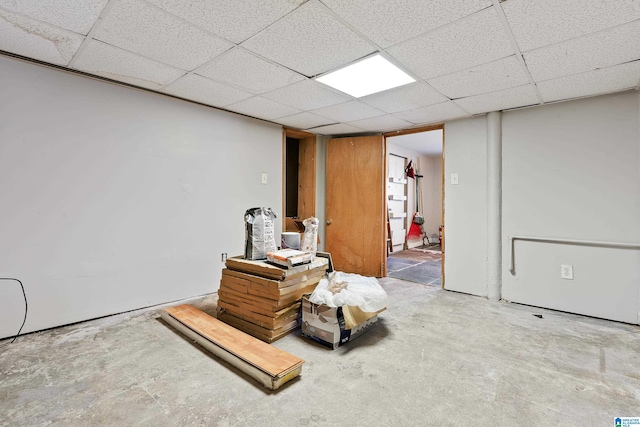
<box><xmin>326</xmin><ymin>219</ymin><xmax>332</xmax><ymax>225</ymax></box>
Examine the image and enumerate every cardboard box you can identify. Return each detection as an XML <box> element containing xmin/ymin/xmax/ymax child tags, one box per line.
<box><xmin>300</xmin><ymin>296</ymin><xmax>385</xmax><ymax>350</ymax></box>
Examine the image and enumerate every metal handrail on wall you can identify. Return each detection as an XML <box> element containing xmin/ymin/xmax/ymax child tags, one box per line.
<box><xmin>509</xmin><ymin>235</ymin><xmax>640</xmax><ymax>275</ymax></box>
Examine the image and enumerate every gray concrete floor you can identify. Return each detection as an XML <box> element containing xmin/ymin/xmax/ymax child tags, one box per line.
<box><xmin>1</xmin><ymin>278</ymin><xmax>639</xmax><ymax>426</ymax></box>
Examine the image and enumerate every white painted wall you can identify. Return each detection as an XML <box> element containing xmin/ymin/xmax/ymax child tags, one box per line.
<box><xmin>501</xmin><ymin>92</ymin><xmax>640</xmax><ymax>324</ymax></box>
<box><xmin>418</xmin><ymin>155</ymin><xmax>442</xmax><ymax>243</ymax></box>
<box><xmin>443</xmin><ymin>116</ymin><xmax>488</xmax><ymax>296</ymax></box>
<box><xmin>0</xmin><ymin>57</ymin><xmax>283</xmax><ymax>339</ymax></box>
<box><xmin>443</xmin><ymin>91</ymin><xmax>640</xmax><ymax>323</ymax></box>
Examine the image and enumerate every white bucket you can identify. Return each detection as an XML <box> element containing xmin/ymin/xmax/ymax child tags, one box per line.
<box><xmin>281</xmin><ymin>232</ymin><xmax>301</xmax><ymax>250</ymax></box>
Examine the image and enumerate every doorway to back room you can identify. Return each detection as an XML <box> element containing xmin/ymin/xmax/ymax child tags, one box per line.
<box><xmin>385</xmin><ymin>126</ymin><xmax>444</xmax><ymax>286</ymax></box>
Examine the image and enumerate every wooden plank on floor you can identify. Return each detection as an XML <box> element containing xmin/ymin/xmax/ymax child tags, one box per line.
<box><xmin>161</xmin><ymin>304</ymin><xmax>303</xmax><ymax>390</ymax></box>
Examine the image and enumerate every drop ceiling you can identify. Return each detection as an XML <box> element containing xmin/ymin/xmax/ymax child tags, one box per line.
<box><xmin>1</xmin><ymin>0</ymin><xmax>639</xmax><ymax>135</ymax></box>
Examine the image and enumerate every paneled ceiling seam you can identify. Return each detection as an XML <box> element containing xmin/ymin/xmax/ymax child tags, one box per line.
<box><xmin>535</xmin><ymin>58</ymin><xmax>640</xmax><ymax>85</ymax></box>
<box><xmin>134</xmin><ymin>0</ymin><xmax>238</xmax><ymax>44</ymax></box>
<box><xmin>75</xmin><ymin>38</ymin><xmax>189</xmax><ymax>75</ymax></box>
<box><xmin>67</xmin><ymin>0</ymin><xmax>118</xmax><ymax>68</ymax></box>
<box><xmin>182</xmin><ymin>46</ymin><xmax>307</xmax><ymax>93</ymax></box>
<box><xmin>0</xmin><ymin>5</ymin><xmax>85</xmax><ymax>35</ymax></box>
<box><xmin>317</xmin><ymin>0</ymin><xmax>470</xmax><ymax>115</ymax></box>
<box><xmin>1</xmin><ymin>48</ymin><xmax>179</xmax><ymax>96</ymax></box>
<box><xmin>491</xmin><ymin>0</ymin><xmax>544</xmax><ymax>105</ymax></box>
<box><xmin>2</xmin><ymin>50</ymin><xmax>290</xmax><ymax>129</ymax></box>
<box><xmin>232</xmin><ymin>0</ymin><xmax>311</xmax><ymax>45</ymax></box>
<box><xmin>515</xmin><ymin>18</ymin><xmax>640</xmax><ymax>55</ymax></box>
<box><xmin>314</xmin><ymin>0</ymin><xmax>380</xmax><ymax>57</ymax></box>
<box><xmin>370</xmin><ymin>4</ymin><xmax>494</xmax><ymax>52</ymax></box>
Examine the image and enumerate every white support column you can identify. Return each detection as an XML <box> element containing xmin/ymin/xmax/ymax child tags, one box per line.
<box><xmin>487</xmin><ymin>111</ymin><xmax>502</xmax><ymax>301</ymax></box>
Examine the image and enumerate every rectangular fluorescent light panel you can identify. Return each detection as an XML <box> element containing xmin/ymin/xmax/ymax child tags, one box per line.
<box><xmin>315</xmin><ymin>54</ymin><xmax>415</xmax><ymax>98</ymax></box>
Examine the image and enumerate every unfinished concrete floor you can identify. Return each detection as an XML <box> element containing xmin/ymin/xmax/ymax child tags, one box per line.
<box><xmin>1</xmin><ymin>278</ymin><xmax>639</xmax><ymax>426</ymax></box>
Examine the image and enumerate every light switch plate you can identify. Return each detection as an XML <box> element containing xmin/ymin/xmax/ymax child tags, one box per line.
<box><xmin>261</xmin><ymin>172</ymin><xmax>268</xmax><ymax>185</ymax></box>
<box><xmin>451</xmin><ymin>173</ymin><xmax>459</xmax><ymax>185</ymax></box>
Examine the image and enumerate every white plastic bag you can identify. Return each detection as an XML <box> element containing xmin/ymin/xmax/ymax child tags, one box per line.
<box><xmin>309</xmin><ymin>271</ymin><xmax>388</xmax><ymax>312</ymax></box>
<box><xmin>300</xmin><ymin>217</ymin><xmax>319</xmax><ymax>255</ymax></box>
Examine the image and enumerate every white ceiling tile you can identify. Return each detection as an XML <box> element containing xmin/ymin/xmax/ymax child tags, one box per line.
<box><xmin>321</xmin><ymin>0</ymin><xmax>492</xmax><ymax>48</ymax></box>
<box><xmin>0</xmin><ymin>9</ymin><xmax>84</xmax><ymax>66</ymax></box>
<box><xmin>262</xmin><ymin>79</ymin><xmax>352</xmax><ymax>110</ymax></box>
<box><xmin>94</xmin><ymin>0</ymin><xmax>232</xmax><ymax>71</ymax></box>
<box><xmin>241</xmin><ymin>1</ymin><xmax>375</xmax><ymax>77</ymax></box>
<box><xmin>276</xmin><ymin>112</ymin><xmax>334</xmax><ymax>129</ymax></box>
<box><xmin>387</xmin><ymin>7</ymin><xmax>513</xmax><ymax>79</ymax></box>
<box><xmin>72</xmin><ymin>40</ymin><xmax>185</xmax><ymax>89</ymax></box>
<box><xmin>311</xmin><ymin>100</ymin><xmax>385</xmax><ymax>122</ymax></box>
<box><xmin>146</xmin><ymin>0</ymin><xmax>304</xmax><ymax>44</ymax></box>
<box><xmin>453</xmin><ymin>85</ymin><xmax>539</xmax><ymax>115</ymax></box>
<box><xmin>428</xmin><ymin>56</ymin><xmax>529</xmax><ymax>99</ymax></box>
<box><xmin>359</xmin><ymin>82</ymin><xmax>449</xmax><ymax>113</ymax></box>
<box><xmin>348</xmin><ymin>115</ymin><xmax>412</xmax><ymax>132</ymax></box>
<box><xmin>196</xmin><ymin>48</ymin><xmax>305</xmax><ymax>94</ymax></box>
<box><xmin>225</xmin><ymin>96</ymin><xmax>302</xmax><ymax>120</ymax></box>
<box><xmin>394</xmin><ymin>101</ymin><xmax>470</xmax><ymax>125</ymax></box>
<box><xmin>502</xmin><ymin>0</ymin><xmax>640</xmax><ymax>52</ymax></box>
<box><xmin>308</xmin><ymin>123</ymin><xmax>365</xmax><ymax>135</ymax></box>
<box><xmin>0</xmin><ymin>0</ymin><xmax>108</xmax><ymax>34</ymax></box>
<box><xmin>524</xmin><ymin>20</ymin><xmax>640</xmax><ymax>82</ymax></box>
<box><xmin>164</xmin><ymin>74</ymin><xmax>253</xmax><ymax>107</ymax></box>
<box><xmin>537</xmin><ymin>61</ymin><xmax>640</xmax><ymax>103</ymax></box>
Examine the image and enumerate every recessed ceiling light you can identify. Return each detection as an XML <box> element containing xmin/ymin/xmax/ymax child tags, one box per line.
<box><xmin>315</xmin><ymin>54</ymin><xmax>415</xmax><ymax>98</ymax></box>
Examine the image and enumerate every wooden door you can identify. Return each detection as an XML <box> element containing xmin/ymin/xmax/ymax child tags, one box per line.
<box><xmin>297</xmin><ymin>136</ymin><xmax>316</xmax><ymax>220</ymax></box>
<box><xmin>325</xmin><ymin>135</ymin><xmax>386</xmax><ymax>277</ymax></box>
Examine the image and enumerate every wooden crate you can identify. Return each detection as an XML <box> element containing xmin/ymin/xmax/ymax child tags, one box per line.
<box><xmin>217</xmin><ymin>257</ymin><xmax>328</xmax><ymax>341</ymax></box>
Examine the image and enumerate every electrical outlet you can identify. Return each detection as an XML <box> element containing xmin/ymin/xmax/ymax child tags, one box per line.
<box><xmin>561</xmin><ymin>264</ymin><xmax>574</xmax><ymax>280</ymax></box>
<box><xmin>221</xmin><ymin>253</ymin><xmax>227</xmax><ymax>262</ymax></box>
<box><xmin>261</xmin><ymin>172</ymin><xmax>268</xmax><ymax>185</ymax></box>
<box><xmin>451</xmin><ymin>173</ymin><xmax>459</xmax><ymax>185</ymax></box>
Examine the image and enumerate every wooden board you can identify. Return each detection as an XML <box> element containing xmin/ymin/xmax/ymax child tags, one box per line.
<box><xmin>326</xmin><ymin>135</ymin><xmax>386</xmax><ymax>277</ymax></box>
<box><xmin>161</xmin><ymin>304</ymin><xmax>303</xmax><ymax>390</ymax></box>
<box><xmin>217</xmin><ymin>310</ymin><xmax>300</xmax><ymax>343</ymax></box>
<box><xmin>218</xmin><ymin>301</ymin><xmax>300</xmax><ymax>329</ymax></box>
<box><xmin>221</xmin><ymin>268</ymin><xmax>325</xmax><ymax>301</ymax></box>
<box><xmin>218</xmin><ymin>281</ymin><xmax>318</xmax><ymax>314</ymax></box>
<box><xmin>226</xmin><ymin>256</ymin><xmax>328</xmax><ymax>281</ymax></box>
<box><xmin>297</xmin><ymin>135</ymin><xmax>316</xmax><ymax>220</ymax></box>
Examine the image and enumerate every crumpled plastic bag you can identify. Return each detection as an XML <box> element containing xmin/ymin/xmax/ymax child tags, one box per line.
<box><xmin>309</xmin><ymin>271</ymin><xmax>388</xmax><ymax>312</ymax></box>
<box><xmin>300</xmin><ymin>216</ymin><xmax>319</xmax><ymax>255</ymax></box>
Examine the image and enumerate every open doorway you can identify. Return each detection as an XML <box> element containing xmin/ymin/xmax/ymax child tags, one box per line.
<box><xmin>282</xmin><ymin>128</ymin><xmax>316</xmax><ymax>234</ymax></box>
<box><xmin>384</xmin><ymin>126</ymin><xmax>444</xmax><ymax>287</ymax></box>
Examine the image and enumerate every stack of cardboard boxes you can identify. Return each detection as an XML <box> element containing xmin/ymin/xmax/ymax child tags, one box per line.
<box><xmin>216</xmin><ymin>256</ymin><xmax>328</xmax><ymax>342</ymax></box>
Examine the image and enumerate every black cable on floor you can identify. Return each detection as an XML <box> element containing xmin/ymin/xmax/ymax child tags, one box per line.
<box><xmin>0</xmin><ymin>278</ymin><xmax>27</xmax><ymax>343</ymax></box>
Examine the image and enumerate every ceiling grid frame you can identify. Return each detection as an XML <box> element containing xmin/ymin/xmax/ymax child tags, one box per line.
<box><xmin>0</xmin><ymin>0</ymin><xmax>638</xmax><ymax>135</ymax></box>
<box><xmin>489</xmin><ymin>0</ymin><xmax>544</xmax><ymax>105</ymax></box>
<box><xmin>67</xmin><ymin>0</ymin><xmax>117</xmax><ymax>69</ymax></box>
